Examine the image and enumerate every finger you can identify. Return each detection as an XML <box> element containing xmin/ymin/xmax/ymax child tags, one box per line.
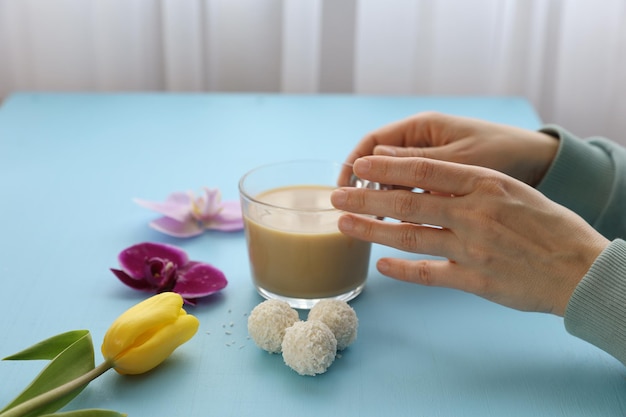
<box><xmin>346</xmin><ymin>111</ymin><xmax>481</xmax><ymax>167</ymax></box>
<box><xmin>340</xmin><ymin>112</ymin><xmax>450</xmax><ymax>185</ymax></box>
<box><xmin>331</xmin><ymin>188</ymin><xmax>449</xmax><ymax>227</ymax></box>
<box><xmin>341</xmin><ymin>113</ymin><xmax>437</xmax><ymax>174</ymax></box>
<box><xmin>374</xmin><ymin>145</ymin><xmax>406</xmax><ymax>157</ymax></box>
<box><xmin>353</xmin><ymin>155</ymin><xmax>489</xmax><ymax>196</ymax></box>
<box><xmin>337</xmin><ymin>162</ymin><xmax>355</xmax><ymax>187</ymax></box>
<box><xmin>376</xmin><ymin>257</ymin><xmax>485</xmax><ymax>295</ymax></box>
<box><xmin>346</xmin><ymin>117</ymin><xmax>420</xmax><ymax>162</ymax></box>
<box><xmin>337</xmin><ymin>213</ymin><xmax>456</xmax><ymax>258</ymax></box>
<box><xmin>350</xmin><ymin>112</ymin><xmax>453</xmax><ymax>160</ymax></box>
<box><xmin>373</xmin><ymin>145</ymin><xmax>457</xmax><ymax>162</ymax></box>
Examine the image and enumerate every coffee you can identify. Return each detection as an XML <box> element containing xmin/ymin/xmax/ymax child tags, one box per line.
<box><xmin>243</xmin><ymin>185</ymin><xmax>371</xmax><ymax>300</ymax></box>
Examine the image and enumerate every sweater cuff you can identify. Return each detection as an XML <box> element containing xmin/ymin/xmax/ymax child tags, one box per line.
<box><xmin>536</xmin><ymin>125</ymin><xmax>614</xmax><ymax>226</ymax></box>
<box><xmin>564</xmin><ymin>239</ymin><xmax>626</xmax><ymax>365</ymax></box>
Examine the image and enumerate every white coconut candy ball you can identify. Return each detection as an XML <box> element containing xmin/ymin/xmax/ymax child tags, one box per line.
<box><xmin>308</xmin><ymin>299</ymin><xmax>358</xmax><ymax>351</ymax></box>
<box><xmin>281</xmin><ymin>320</ymin><xmax>337</xmax><ymax>376</ymax></box>
<box><xmin>247</xmin><ymin>299</ymin><xmax>299</xmax><ymax>353</ymax></box>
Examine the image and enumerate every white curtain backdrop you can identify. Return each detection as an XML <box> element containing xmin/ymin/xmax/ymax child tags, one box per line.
<box><xmin>0</xmin><ymin>0</ymin><xmax>625</xmax><ymax>143</ymax></box>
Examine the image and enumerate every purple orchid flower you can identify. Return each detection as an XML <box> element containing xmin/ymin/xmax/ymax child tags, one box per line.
<box><xmin>111</xmin><ymin>242</ymin><xmax>227</xmax><ymax>305</ymax></box>
<box><xmin>134</xmin><ymin>187</ymin><xmax>243</xmax><ymax>238</ymax></box>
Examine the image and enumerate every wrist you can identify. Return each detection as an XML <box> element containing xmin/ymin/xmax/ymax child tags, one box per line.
<box><xmin>526</xmin><ymin>131</ymin><xmax>559</xmax><ymax>187</ymax></box>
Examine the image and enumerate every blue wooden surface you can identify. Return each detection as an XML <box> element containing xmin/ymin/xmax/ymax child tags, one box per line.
<box><xmin>1</xmin><ymin>93</ymin><xmax>624</xmax><ymax>416</ymax></box>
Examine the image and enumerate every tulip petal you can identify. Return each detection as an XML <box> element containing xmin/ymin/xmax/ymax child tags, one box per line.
<box><xmin>174</xmin><ymin>261</ymin><xmax>228</xmax><ymax>302</ymax></box>
<box><xmin>102</xmin><ymin>293</ymin><xmax>186</xmax><ymax>365</ymax></box>
<box><xmin>118</xmin><ymin>242</ymin><xmax>188</xmax><ymax>279</ymax></box>
<box><xmin>149</xmin><ymin>217</ymin><xmax>205</xmax><ymax>238</ymax></box>
<box><xmin>110</xmin><ymin>312</ymin><xmax>199</xmax><ymax>375</ymax></box>
<box><xmin>134</xmin><ymin>192</ymin><xmax>192</xmax><ymax>223</ymax></box>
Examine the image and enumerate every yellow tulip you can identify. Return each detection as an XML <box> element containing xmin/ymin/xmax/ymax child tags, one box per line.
<box><xmin>101</xmin><ymin>292</ymin><xmax>199</xmax><ymax>375</ymax></box>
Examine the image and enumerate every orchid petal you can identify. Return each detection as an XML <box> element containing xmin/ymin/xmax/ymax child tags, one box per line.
<box><xmin>136</xmin><ymin>187</ymin><xmax>243</xmax><ymax>237</ymax></box>
<box><xmin>134</xmin><ymin>192</ymin><xmax>193</xmax><ymax>223</ymax></box>
<box><xmin>143</xmin><ymin>258</ymin><xmax>178</xmax><ymax>291</ymax></box>
<box><xmin>205</xmin><ymin>215</ymin><xmax>244</xmax><ymax>231</ymax></box>
<box><xmin>197</xmin><ymin>187</ymin><xmax>222</xmax><ymax>218</ymax></box>
<box><xmin>149</xmin><ymin>217</ymin><xmax>204</xmax><ymax>238</ymax></box>
<box><xmin>118</xmin><ymin>242</ymin><xmax>189</xmax><ymax>279</ymax></box>
<box><xmin>173</xmin><ymin>261</ymin><xmax>228</xmax><ymax>299</ymax></box>
<box><xmin>204</xmin><ymin>200</ymin><xmax>244</xmax><ymax>231</ymax></box>
<box><xmin>112</xmin><ymin>243</ymin><xmax>228</xmax><ymax>303</ymax></box>
<box><xmin>221</xmin><ymin>200</ymin><xmax>242</xmax><ymax>216</ymax></box>
<box><xmin>110</xmin><ymin>268</ymin><xmax>154</xmax><ymax>291</ymax></box>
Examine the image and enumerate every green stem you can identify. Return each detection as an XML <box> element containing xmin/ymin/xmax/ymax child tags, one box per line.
<box><xmin>0</xmin><ymin>360</ymin><xmax>114</xmax><ymax>417</ymax></box>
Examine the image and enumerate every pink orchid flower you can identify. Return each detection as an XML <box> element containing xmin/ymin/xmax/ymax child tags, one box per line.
<box><xmin>134</xmin><ymin>187</ymin><xmax>243</xmax><ymax>238</ymax></box>
<box><xmin>111</xmin><ymin>242</ymin><xmax>227</xmax><ymax>305</ymax></box>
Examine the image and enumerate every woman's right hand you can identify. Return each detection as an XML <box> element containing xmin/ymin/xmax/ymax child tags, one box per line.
<box><xmin>342</xmin><ymin>112</ymin><xmax>559</xmax><ymax>188</ymax></box>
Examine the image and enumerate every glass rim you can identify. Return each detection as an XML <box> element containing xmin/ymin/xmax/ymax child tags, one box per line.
<box><xmin>238</xmin><ymin>159</ymin><xmax>350</xmax><ymax>213</ymax></box>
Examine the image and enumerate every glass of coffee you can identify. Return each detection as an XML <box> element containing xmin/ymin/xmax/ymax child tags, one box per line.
<box><xmin>239</xmin><ymin>160</ymin><xmax>372</xmax><ymax>309</ymax></box>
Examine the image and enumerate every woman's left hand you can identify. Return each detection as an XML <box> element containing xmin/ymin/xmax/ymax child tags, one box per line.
<box><xmin>331</xmin><ymin>156</ymin><xmax>609</xmax><ymax>316</ymax></box>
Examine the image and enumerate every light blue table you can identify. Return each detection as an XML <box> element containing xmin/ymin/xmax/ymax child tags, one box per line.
<box><xmin>1</xmin><ymin>93</ymin><xmax>624</xmax><ymax>416</ymax></box>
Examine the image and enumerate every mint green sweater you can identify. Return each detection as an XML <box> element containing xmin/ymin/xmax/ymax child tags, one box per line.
<box><xmin>537</xmin><ymin>126</ymin><xmax>626</xmax><ymax>365</ymax></box>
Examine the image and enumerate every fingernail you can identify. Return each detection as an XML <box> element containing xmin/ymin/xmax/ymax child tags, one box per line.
<box><xmin>377</xmin><ymin>259</ymin><xmax>390</xmax><ymax>273</ymax></box>
<box><xmin>338</xmin><ymin>215</ymin><xmax>354</xmax><ymax>231</ymax></box>
<box><xmin>354</xmin><ymin>158</ymin><xmax>371</xmax><ymax>175</ymax></box>
<box><xmin>331</xmin><ymin>189</ymin><xmax>347</xmax><ymax>206</ymax></box>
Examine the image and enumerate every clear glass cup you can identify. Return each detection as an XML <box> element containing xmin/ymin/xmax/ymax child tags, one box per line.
<box><xmin>239</xmin><ymin>160</ymin><xmax>372</xmax><ymax>309</ymax></box>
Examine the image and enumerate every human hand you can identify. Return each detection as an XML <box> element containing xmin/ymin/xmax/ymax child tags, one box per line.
<box><xmin>341</xmin><ymin>112</ymin><xmax>559</xmax><ymax>187</ymax></box>
<box><xmin>332</xmin><ymin>156</ymin><xmax>609</xmax><ymax>316</ymax></box>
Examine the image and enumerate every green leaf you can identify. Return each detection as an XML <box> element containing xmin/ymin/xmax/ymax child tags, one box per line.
<box><xmin>0</xmin><ymin>330</ymin><xmax>95</xmax><ymax>417</ymax></box>
<box><xmin>39</xmin><ymin>409</ymin><xmax>126</xmax><ymax>417</ymax></box>
<box><xmin>3</xmin><ymin>331</ymin><xmax>91</xmax><ymax>361</ymax></box>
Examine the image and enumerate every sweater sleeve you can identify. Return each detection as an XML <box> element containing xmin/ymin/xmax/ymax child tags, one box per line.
<box><xmin>537</xmin><ymin>125</ymin><xmax>626</xmax><ymax>240</ymax></box>
<box><xmin>536</xmin><ymin>126</ymin><xmax>626</xmax><ymax>364</ymax></box>
<box><xmin>564</xmin><ymin>239</ymin><xmax>626</xmax><ymax>365</ymax></box>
